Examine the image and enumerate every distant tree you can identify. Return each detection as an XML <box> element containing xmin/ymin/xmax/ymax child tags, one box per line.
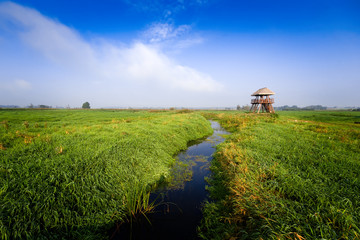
<box><xmin>39</xmin><ymin>105</ymin><xmax>51</xmax><ymax>109</ymax></box>
<box><xmin>237</xmin><ymin>105</ymin><xmax>250</xmax><ymax>111</ymax></box>
<box><xmin>303</xmin><ymin>105</ymin><xmax>327</xmax><ymax>110</ymax></box>
<box><xmin>242</xmin><ymin>105</ymin><xmax>250</xmax><ymax>111</ymax></box>
<box><xmin>82</xmin><ymin>102</ymin><xmax>90</xmax><ymax>109</ymax></box>
<box><xmin>29</xmin><ymin>103</ymin><xmax>34</xmax><ymax>108</ymax></box>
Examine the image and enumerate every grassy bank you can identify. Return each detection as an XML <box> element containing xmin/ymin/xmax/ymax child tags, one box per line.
<box><xmin>0</xmin><ymin>109</ymin><xmax>213</xmax><ymax>239</ymax></box>
<box><xmin>200</xmin><ymin>111</ymin><xmax>360</xmax><ymax>239</ymax></box>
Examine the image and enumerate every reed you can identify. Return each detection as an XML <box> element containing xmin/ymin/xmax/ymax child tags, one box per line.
<box><xmin>122</xmin><ymin>181</ymin><xmax>157</xmax><ymax>223</ymax></box>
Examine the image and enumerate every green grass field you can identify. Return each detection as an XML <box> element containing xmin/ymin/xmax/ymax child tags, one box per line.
<box><xmin>0</xmin><ymin>109</ymin><xmax>213</xmax><ymax>239</ymax></box>
<box><xmin>2</xmin><ymin>109</ymin><xmax>360</xmax><ymax>239</ymax></box>
<box><xmin>200</xmin><ymin>111</ymin><xmax>360</xmax><ymax>239</ymax></box>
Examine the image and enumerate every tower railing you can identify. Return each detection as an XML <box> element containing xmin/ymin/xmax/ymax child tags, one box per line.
<box><xmin>251</xmin><ymin>98</ymin><xmax>274</xmax><ymax>104</ymax></box>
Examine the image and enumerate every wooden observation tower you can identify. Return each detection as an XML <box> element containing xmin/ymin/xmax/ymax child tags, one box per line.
<box><xmin>250</xmin><ymin>87</ymin><xmax>275</xmax><ymax>113</ymax></box>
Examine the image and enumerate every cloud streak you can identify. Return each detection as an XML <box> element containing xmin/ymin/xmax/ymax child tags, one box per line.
<box><xmin>143</xmin><ymin>22</ymin><xmax>192</xmax><ymax>43</ymax></box>
<box><xmin>14</xmin><ymin>79</ymin><xmax>31</xmax><ymax>90</ymax></box>
<box><xmin>0</xmin><ymin>79</ymin><xmax>31</xmax><ymax>91</ymax></box>
<box><xmin>123</xmin><ymin>0</ymin><xmax>209</xmax><ymax>19</ymax></box>
<box><xmin>0</xmin><ymin>2</ymin><xmax>221</xmax><ymax>98</ymax></box>
<box><xmin>141</xmin><ymin>22</ymin><xmax>204</xmax><ymax>53</ymax></box>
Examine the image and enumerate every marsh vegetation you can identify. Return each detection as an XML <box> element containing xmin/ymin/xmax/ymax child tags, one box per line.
<box><xmin>200</xmin><ymin>111</ymin><xmax>360</xmax><ymax>239</ymax></box>
<box><xmin>1</xmin><ymin>109</ymin><xmax>359</xmax><ymax>239</ymax></box>
<box><xmin>0</xmin><ymin>109</ymin><xmax>212</xmax><ymax>239</ymax></box>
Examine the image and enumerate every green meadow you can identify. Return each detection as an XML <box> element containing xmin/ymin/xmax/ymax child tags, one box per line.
<box><xmin>0</xmin><ymin>109</ymin><xmax>213</xmax><ymax>239</ymax></box>
<box><xmin>200</xmin><ymin>111</ymin><xmax>360</xmax><ymax>239</ymax></box>
<box><xmin>1</xmin><ymin>109</ymin><xmax>360</xmax><ymax>239</ymax></box>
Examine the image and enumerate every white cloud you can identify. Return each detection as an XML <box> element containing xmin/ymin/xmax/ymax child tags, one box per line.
<box><xmin>123</xmin><ymin>43</ymin><xmax>221</xmax><ymax>91</ymax></box>
<box><xmin>143</xmin><ymin>22</ymin><xmax>191</xmax><ymax>43</ymax></box>
<box><xmin>0</xmin><ymin>2</ymin><xmax>96</xmax><ymax>72</ymax></box>
<box><xmin>0</xmin><ymin>79</ymin><xmax>31</xmax><ymax>92</ymax></box>
<box><xmin>0</xmin><ymin>2</ymin><xmax>221</xmax><ymax>94</ymax></box>
<box><xmin>15</xmin><ymin>79</ymin><xmax>31</xmax><ymax>90</ymax></box>
<box><xmin>142</xmin><ymin>22</ymin><xmax>204</xmax><ymax>51</ymax></box>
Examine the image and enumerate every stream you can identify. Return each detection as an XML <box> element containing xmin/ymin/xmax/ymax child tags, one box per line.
<box><xmin>111</xmin><ymin>120</ymin><xmax>229</xmax><ymax>239</ymax></box>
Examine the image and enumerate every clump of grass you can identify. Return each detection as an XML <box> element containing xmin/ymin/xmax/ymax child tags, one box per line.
<box><xmin>1</xmin><ymin>120</ymin><xmax>9</xmax><ymax>130</ymax></box>
<box><xmin>0</xmin><ymin>143</ymin><xmax>5</xmax><ymax>150</ymax></box>
<box><xmin>121</xmin><ymin>181</ymin><xmax>157</xmax><ymax>224</ymax></box>
<box><xmin>176</xmin><ymin>109</ymin><xmax>193</xmax><ymax>114</ymax></box>
<box><xmin>23</xmin><ymin>121</ymin><xmax>29</xmax><ymax>129</ymax></box>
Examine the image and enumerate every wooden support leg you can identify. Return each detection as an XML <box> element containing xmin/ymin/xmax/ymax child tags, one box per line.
<box><xmin>257</xmin><ymin>104</ymin><xmax>261</xmax><ymax>113</ymax></box>
<box><xmin>270</xmin><ymin>104</ymin><xmax>275</xmax><ymax>113</ymax></box>
<box><xmin>251</xmin><ymin>104</ymin><xmax>258</xmax><ymax>113</ymax></box>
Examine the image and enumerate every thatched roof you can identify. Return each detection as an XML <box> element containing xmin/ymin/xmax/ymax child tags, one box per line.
<box><xmin>251</xmin><ymin>87</ymin><xmax>275</xmax><ymax>96</ymax></box>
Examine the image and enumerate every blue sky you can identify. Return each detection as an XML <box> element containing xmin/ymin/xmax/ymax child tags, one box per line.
<box><xmin>0</xmin><ymin>0</ymin><xmax>359</xmax><ymax>108</ymax></box>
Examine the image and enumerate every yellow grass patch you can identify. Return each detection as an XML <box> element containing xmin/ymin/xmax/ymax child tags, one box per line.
<box><xmin>0</xmin><ymin>143</ymin><xmax>6</xmax><ymax>150</ymax></box>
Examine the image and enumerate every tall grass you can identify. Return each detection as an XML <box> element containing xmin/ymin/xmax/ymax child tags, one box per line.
<box><xmin>200</xmin><ymin>111</ymin><xmax>360</xmax><ymax>239</ymax></box>
<box><xmin>0</xmin><ymin>109</ymin><xmax>213</xmax><ymax>239</ymax></box>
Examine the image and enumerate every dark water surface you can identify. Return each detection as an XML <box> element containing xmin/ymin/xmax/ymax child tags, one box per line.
<box><xmin>111</xmin><ymin>121</ymin><xmax>229</xmax><ymax>240</ymax></box>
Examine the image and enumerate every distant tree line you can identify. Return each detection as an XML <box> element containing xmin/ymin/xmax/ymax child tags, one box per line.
<box><xmin>275</xmin><ymin>105</ymin><xmax>327</xmax><ymax>111</ymax></box>
<box><xmin>27</xmin><ymin>104</ymin><xmax>52</xmax><ymax>109</ymax></box>
<box><xmin>236</xmin><ymin>105</ymin><xmax>251</xmax><ymax>111</ymax></box>
<box><xmin>0</xmin><ymin>103</ymin><xmax>91</xmax><ymax>109</ymax></box>
<box><xmin>0</xmin><ymin>105</ymin><xmax>20</xmax><ymax>108</ymax></box>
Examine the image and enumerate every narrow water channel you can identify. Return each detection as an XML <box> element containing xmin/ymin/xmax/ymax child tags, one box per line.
<box><xmin>112</xmin><ymin>121</ymin><xmax>229</xmax><ymax>240</ymax></box>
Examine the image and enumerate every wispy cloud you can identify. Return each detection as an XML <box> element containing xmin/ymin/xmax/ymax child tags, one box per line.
<box><xmin>0</xmin><ymin>2</ymin><xmax>222</xmax><ymax>98</ymax></box>
<box><xmin>123</xmin><ymin>0</ymin><xmax>209</xmax><ymax>19</ymax></box>
<box><xmin>0</xmin><ymin>79</ymin><xmax>32</xmax><ymax>91</ymax></box>
<box><xmin>143</xmin><ymin>22</ymin><xmax>191</xmax><ymax>43</ymax></box>
<box><xmin>0</xmin><ymin>2</ymin><xmax>96</xmax><ymax>72</ymax></box>
<box><xmin>141</xmin><ymin>22</ymin><xmax>203</xmax><ymax>50</ymax></box>
<box><xmin>14</xmin><ymin>79</ymin><xmax>32</xmax><ymax>90</ymax></box>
